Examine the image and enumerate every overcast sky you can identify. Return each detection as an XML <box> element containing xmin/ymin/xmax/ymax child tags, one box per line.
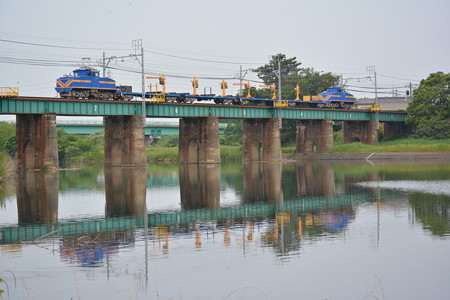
<box><xmin>1</xmin><ymin>0</ymin><xmax>449</xmax><ymax>103</ymax></box>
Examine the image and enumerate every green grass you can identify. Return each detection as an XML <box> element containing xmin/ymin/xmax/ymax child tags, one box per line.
<box><xmin>0</xmin><ymin>152</ymin><xmax>13</xmax><ymax>181</ymax></box>
<box><xmin>146</xmin><ymin>145</ymin><xmax>244</xmax><ymax>162</ymax></box>
<box><xmin>0</xmin><ymin>152</ymin><xmax>6</xmax><ymax>180</ymax></box>
<box><xmin>331</xmin><ymin>138</ymin><xmax>450</xmax><ymax>153</ymax></box>
<box><xmin>147</xmin><ymin>146</ymin><xmax>179</xmax><ymax>162</ymax></box>
<box><xmin>220</xmin><ymin>145</ymin><xmax>242</xmax><ymax>162</ymax></box>
<box><xmin>282</xmin><ymin>146</ymin><xmax>296</xmax><ymax>153</ymax></box>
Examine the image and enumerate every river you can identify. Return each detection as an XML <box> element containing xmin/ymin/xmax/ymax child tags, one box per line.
<box><xmin>1</xmin><ymin>161</ymin><xmax>450</xmax><ymax>299</ymax></box>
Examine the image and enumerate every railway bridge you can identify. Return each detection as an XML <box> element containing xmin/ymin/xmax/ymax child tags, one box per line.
<box><xmin>0</xmin><ymin>96</ymin><xmax>408</xmax><ymax>169</ymax></box>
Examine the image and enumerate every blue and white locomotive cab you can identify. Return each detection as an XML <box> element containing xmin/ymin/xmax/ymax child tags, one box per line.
<box><xmin>318</xmin><ymin>87</ymin><xmax>356</xmax><ymax>109</ymax></box>
<box><xmin>55</xmin><ymin>68</ymin><xmax>118</xmax><ymax>99</ymax></box>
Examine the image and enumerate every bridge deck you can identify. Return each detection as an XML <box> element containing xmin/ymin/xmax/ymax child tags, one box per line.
<box><xmin>0</xmin><ymin>97</ymin><xmax>407</xmax><ymax>122</ymax></box>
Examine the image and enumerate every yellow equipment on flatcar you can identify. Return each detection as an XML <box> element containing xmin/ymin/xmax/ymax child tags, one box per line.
<box><xmin>0</xmin><ymin>87</ymin><xmax>19</xmax><ymax>98</ymax></box>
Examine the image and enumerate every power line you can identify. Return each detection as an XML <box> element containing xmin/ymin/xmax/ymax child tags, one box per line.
<box><xmin>0</xmin><ymin>38</ymin><xmax>265</xmax><ymax>65</ymax></box>
<box><xmin>347</xmin><ymin>88</ymin><xmax>398</xmax><ymax>95</ymax></box>
<box><xmin>377</xmin><ymin>73</ymin><xmax>419</xmax><ymax>82</ymax></box>
<box><xmin>144</xmin><ymin>50</ymin><xmax>264</xmax><ymax>65</ymax></box>
<box><xmin>0</xmin><ymin>38</ymin><xmax>129</xmax><ymax>51</ymax></box>
<box><xmin>347</xmin><ymin>84</ymin><xmax>409</xmax><ymax>90</ymax></box>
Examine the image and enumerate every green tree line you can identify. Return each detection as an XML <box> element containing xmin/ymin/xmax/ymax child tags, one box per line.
<box><xmin>407</xmin><ymin>71</ymin><xmax>450</xmax><ymax>139</ymax></box>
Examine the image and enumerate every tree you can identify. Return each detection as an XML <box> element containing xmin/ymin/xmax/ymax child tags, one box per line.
<box><xmin>221</xmin><ymin>119</ymin><xmax>242</xmax><ymax>146</ymax></box>
<box><xmin>407</xmin><ymin>72</ymin><xmax>450</xmax><ymax>139</ymax></box>
<box><xmin>253</xmin><ymin>54</ymin><xmax>301</xmax><ymax>85</ymax></box>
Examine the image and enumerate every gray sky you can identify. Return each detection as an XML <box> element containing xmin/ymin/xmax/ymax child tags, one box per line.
<box><xmin>1</xmin><ymin>0</ymin><xmax>449</xmax><ymax>101</ymax></box>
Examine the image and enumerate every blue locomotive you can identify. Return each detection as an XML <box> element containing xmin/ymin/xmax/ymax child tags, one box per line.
<box><xmin>55</xmin><ymin>67</ymin><xmax>133</xmax><ymax>100</ymax></box>
<box><xmin>317</xmin><ymin>87</ymin><xmax>356</xmax><ymax>109</ymax></box>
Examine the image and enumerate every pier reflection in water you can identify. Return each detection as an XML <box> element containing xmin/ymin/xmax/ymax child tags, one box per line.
<box><xmin>2</xmin><ymin>162</ymin><xmax>450</xmax><ymax>299</ymax></box>
<box><xmin>243</xmin><ymin>162</ymin><xmax>282</xmax><ymax>204</ymax></box>
<box><xmin>16</xmin><ymin>170</ymin><xmax>58</xmax><ymax>225</ymax></box>
<box><xmin>104</xmin><ymin>167</ymin><xmax>147</xmax><ymax>217</ymax></box>
<box><xmin>295</xmin><ymin>163</ymin><xmax>335</xmax><ymax>197</ymax></box>
<box><xmin>179</xmin><ymin>164</ymin><xmax>220</xmax><ymax>210</ymax></box>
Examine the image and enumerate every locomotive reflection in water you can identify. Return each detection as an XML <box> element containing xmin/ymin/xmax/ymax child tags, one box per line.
<box><xmin>55</xmin><ymin>67</ymin><xmax>356</xmax><ymax>108</ymax></box>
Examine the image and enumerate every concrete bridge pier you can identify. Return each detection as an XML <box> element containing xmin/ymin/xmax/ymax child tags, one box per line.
<box><xmin>295</xmin><ymin>119</ymin><xmax>333</xmax><ymax>153</ymax></box>
<box><xmin>343</xmin><ymin>120</ymin><xmax>378</xmax><ymax>145</ymax></box>
<box><xmin>242</xmin><ymin>118</ymin><xmax>281</xmax><ymax>162</ymax></box>
<box><xmin>16</xmin><ymin>113</ymin><xmax>59</xmax><ymax>171</ymax></box>
<box><xmin>104</xmin><ymin>115</ymin><xmax>147</xmax><ymax>167</ymax></box>
<box><xmin>179</xmin><ymin>117</ymin><xmax>220</xmax><ymax>164</ymax></box>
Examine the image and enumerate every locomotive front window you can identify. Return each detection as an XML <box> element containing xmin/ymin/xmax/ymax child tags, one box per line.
<box><xmin>87</xmin><ymin>72</ymin><xmax>92</xmax><ymax>76</ymax></box>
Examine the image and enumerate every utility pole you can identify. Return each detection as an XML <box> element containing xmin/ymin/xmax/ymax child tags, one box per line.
<box><xmin>239</xmin><ymin>65</ymin><xmax>242</xmax><ymax>96</ymax></box>
<box><xmin>133</xmin><ymin>39</ymin><xmax>146</xmax><ymax>126</ymax></box>
<box><xmin>367</xmin><ymin>65</ymin><xmax>379</xmax><ymax>129</ymax></box>
<box><xmin>103</xmin><ymin>52</ymin><xmax>106</xmax><ymax>77</ymax></box>
<box><xmin>274</xmin><ymin>55</ymin><xmax>282</xmax><ymax>129</ymax></box>
<box><xmin>100</xmin><ymin>41</ymin><xmax>146</xmax><ymax>125</ymax></box>
<box><xmin>237</xmin><ymin>65</ymin><xmax>248</xmax><ymax>97</ymax></box>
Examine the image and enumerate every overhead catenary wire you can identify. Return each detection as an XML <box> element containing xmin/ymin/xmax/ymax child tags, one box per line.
<box><xmin>0</xmin><ymin>38</ymin><xmax>264</xmax><ymax>66</ymax></box>
<box><xmin>0</xmin><ymin>38</ymin><xmax>130</xmax><ymax>51</ymax></box>
<box><xmin>144</xmin><ymin>50</ymin><xmax>264</xmax><ymax>65</ymax></box>
<box><xmin>0</xmin><ymin>36</ymin><xmax>424</xmax><ymax>95</ymax></box>
<box><xmin>378</xmin><ymin>73</ymin><xmax>419</xmax><ymax>82</ymax></box>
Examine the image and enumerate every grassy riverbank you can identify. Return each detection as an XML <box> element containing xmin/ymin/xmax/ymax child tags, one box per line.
<box><xmin>146</xmin><ymin>138</ymin><xmax>450</xmax><ymax>161</ymax></box>
<box><xmin>281</xmin><ymin>138</ymin><xmax>450</xmax><ymax>154</ymax></box>
<box><xmin>146</xmin><ymin>145</ymin><xmax>243</xmax><ymax>162</ymax></box>
<box><xmin>331</xmin><ymin>138</ymin><xmax>450</xmax><ymax>153</ymax></box>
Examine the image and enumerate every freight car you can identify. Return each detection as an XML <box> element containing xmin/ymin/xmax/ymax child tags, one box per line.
<box><xmin>55</xmin><ymin>68</ymin><xmax>356</xmax><ymax>109</ymax></box>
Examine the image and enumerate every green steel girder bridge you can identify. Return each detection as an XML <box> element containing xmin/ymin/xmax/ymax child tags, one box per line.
<box><xmin>55</xmin><ymin>120</ymin><xmax>226</xmax><ymax>135</ymax></box>
<box><xmin>0</xmin><ymin>192</ymin><xmax>375</xmax><ymax>244</ymax></box>
<box><xmin>0</xmin><ymin>96</ymin><xmax>407</xmax><ymax>122</ymax></box>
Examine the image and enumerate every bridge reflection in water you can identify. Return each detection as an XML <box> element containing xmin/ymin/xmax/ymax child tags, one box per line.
<box><xmin>4</xmin><ymin>163</ymin><xmax>372</xmax><ymax>266</ymax></box>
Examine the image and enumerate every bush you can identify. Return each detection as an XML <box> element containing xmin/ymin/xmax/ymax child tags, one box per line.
<box><xmin>57</xmin><ymin>129</ymin><xmax>104</xmax><ymax>167</ymax></box>
<box><xmin>146</xmin><ymin>147</ymin><xmax>178</xmax><ymax>161</ymax></box>
<box><xmin>0</xmin><ymin>152</ymin><xmax>6</xmax><ymax>179</ymax></box>
<box><xmin>156</xmin><ymin>135</ymin><xmax>179</xmax><ymax>147</ymax></box>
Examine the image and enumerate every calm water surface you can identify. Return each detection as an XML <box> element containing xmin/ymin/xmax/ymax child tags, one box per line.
<box><xmin>1</xmin><ymin>161</ymin><xmax>450</xmax><ymax>300</ymax></box>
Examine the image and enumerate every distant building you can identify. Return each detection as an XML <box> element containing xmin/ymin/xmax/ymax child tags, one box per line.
<box><xmin>355</xmin><ymin>96</ymin><xmax>411</xmax><ymax>111</ymax></box>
